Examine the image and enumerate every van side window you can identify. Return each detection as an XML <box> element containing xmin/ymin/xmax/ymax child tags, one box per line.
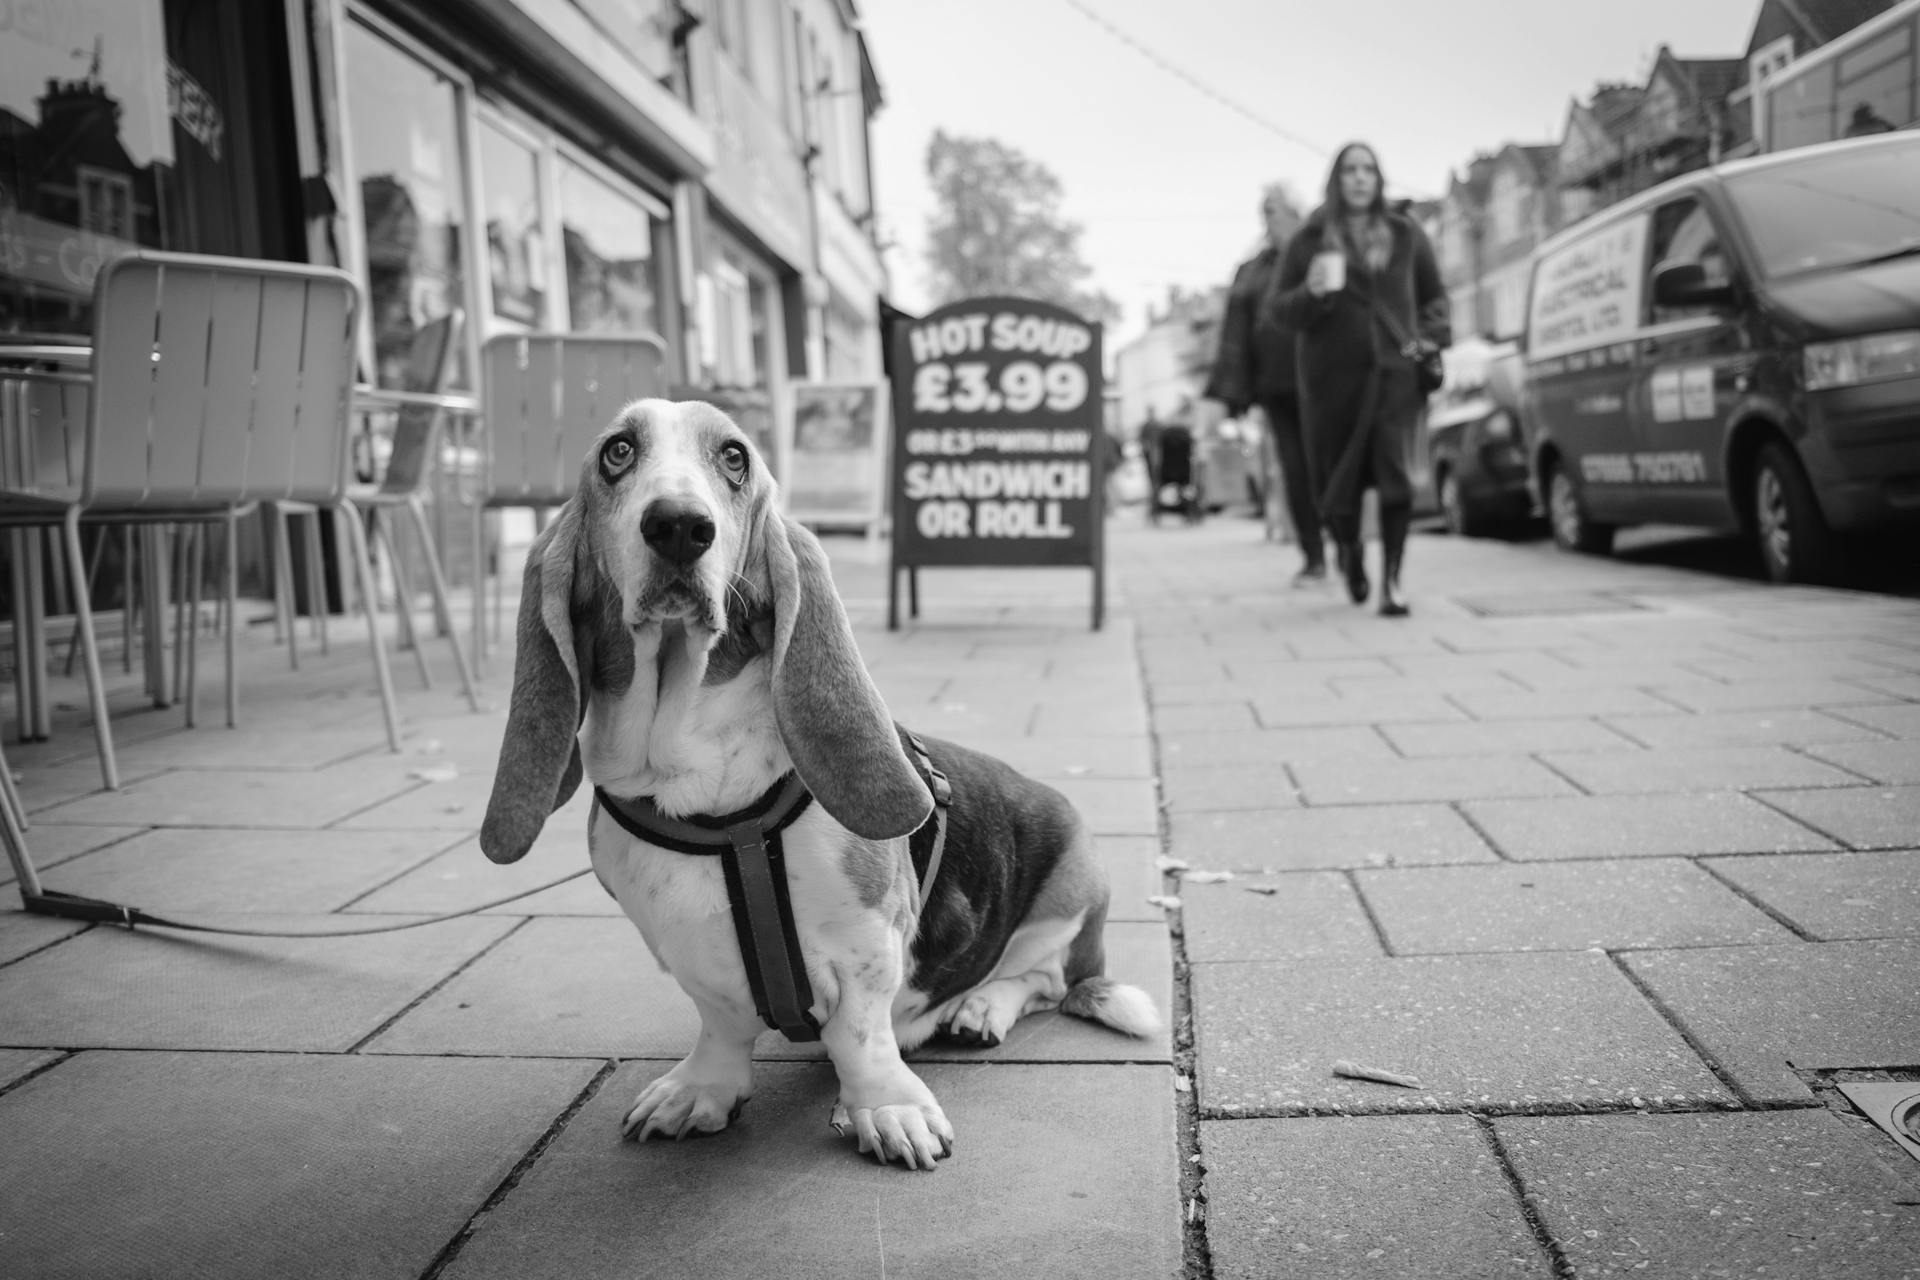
<box><xmin>1648</xmin><ymin>198</ymin><xmax>1729</xmax><ymax>325</ymax></box>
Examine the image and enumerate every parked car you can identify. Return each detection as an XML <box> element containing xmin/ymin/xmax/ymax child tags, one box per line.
<box><xmin>1424</xmin><ymin>337</ymin><xmax>1537</xmax><ymax>536</ymax></box>
<box><xmin>1518</xmin><ymin>131</ymin><xmax>1920</xmax><ymax>583</ymax></box>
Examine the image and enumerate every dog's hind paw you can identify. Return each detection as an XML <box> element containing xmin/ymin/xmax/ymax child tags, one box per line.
<box><xmin>621</xmin><ymin>1072</ymin><xmax>748</xmax><ymax>1142</ymax></box>
<box><xmin>934</xmin><ymin>1015</ymin><xmax>1003</xmax><ymax>1048</ymax></box>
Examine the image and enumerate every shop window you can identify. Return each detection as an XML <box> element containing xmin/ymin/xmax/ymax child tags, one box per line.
<box><xmin>77</xmin><ymin>167</ymin><xmax>136</xmax><ymax>240</ymax></box>
<box><xmin>571</xmin><ymin>0</ymin><xmax>677</xmax><ymax>86</ymax></box>
<box><xmin>345</xmin><ymin>22</ymin><xmax>468</xmax><ymax>389</ymax></box>
<box><xmin>557</xmin><ymin>154</ymin><xmax>661</xmax><ymax>336</ymax></box>
<box><xmin>824</xmin><ymin>292</ymin><xmax>871</xmax><ymax>381</ymax></box>
<box><xmin>476</xmin><ymin>114</ymin><xmax>548</xmax><ymax>328</ymax></box>
<box><xmin>0</xmin><ymin>0</ymin><xmax>295</xmax><ymax>334</ymax></box>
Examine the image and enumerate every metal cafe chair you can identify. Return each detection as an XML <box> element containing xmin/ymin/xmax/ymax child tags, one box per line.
<box><xmin>0</xmin><ymin>251</ymin><xmax>371</xmax><ymax>788</ymax></box>
<box><xmin>272</xmin><ymin>309</ymin><xmax>480</xmax><ymax>725</ymax></box>
<box><xmin>475</xmin><ymin>332</ymin><xmax>667</xmax><ymax>656</ymax></box>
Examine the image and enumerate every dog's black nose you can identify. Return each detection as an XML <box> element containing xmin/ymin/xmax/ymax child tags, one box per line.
<box><xmin>641</xmin><ymin>498</ymin><xmax>716</xmax><ymax>565</ymax></box>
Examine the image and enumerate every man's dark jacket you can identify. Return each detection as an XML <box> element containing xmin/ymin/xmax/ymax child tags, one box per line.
<box><xmin>1204</xmin><ymin>245</ymin><xmax>1297</xmax><ymax>415</ymax></box>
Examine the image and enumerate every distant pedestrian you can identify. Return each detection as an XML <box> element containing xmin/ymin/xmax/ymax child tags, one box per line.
<box><xmin>1205</xmin><ymin>184</ymin><xmax>1325</xmax><ymax>585</ymax></box>
<box><xmin>1267</xmin><ymin>142</ymin><xmax>1449</xmax><ymax>617</ymax></box>
<box><xmin>1100</xmin><ymin>428</ymin><xmax>1127</xmax><ymax>509</ymax></box>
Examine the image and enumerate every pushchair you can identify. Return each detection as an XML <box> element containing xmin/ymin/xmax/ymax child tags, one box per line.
<box><xmin>1148</xmin><ymin>424</ymin><xmax>1203</xmax><ymax>524</ymax></box>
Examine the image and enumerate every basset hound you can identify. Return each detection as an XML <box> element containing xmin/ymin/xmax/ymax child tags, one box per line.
<box><xmin>480</xmin><ymin>398</ymin><xmax>1157</xmax><ymax>1171</ymax></box>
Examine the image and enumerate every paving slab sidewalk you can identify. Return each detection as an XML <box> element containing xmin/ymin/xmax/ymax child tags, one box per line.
<box><xmin>3</xmin><ymin>516</ymin><xmax>1919</xmax><ymax>1279</ymax></box>
<box><xmin>1126</xmin><ymin>518</ymin><xmax>1920</xmax><ymax>1279</ymax></box>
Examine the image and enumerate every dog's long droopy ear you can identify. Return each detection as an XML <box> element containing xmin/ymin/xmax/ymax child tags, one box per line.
<box><xmin>481</xmin><ymin>506</ymin><xmax>587</xmax><ymax>864</ymax></box>
<box><xmin>763</xmin><ymin>509</ymin><xmax>931</xmax><ymax>840</ymax></box>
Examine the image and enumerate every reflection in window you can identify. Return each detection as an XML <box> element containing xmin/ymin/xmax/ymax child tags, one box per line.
<box><xmin>557</xmin><ymin>156</ymin><xmax>657</xmax><ymax>335</ymax></box>
<box><xmin>346</xmin><ymin>23</ymin><xmax>467</xmax><ymax>389</ymax></box>
<box><xmin>0</xmin><ymin>0</ymin><xmax>173</xmax><ymax>330</ymax></box>
<box><xmin>1649</xmin><ymin>199</ymin><xmax>1724</xmax><ymax>324</ymax></box>
<box><xmin>477</xmin><ymin>116</ymin><xmax>546</xmax><ymax>327</ymax></box>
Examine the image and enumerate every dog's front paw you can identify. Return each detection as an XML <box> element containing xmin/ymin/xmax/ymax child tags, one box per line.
<box><xmin>621</xmin><ymin>1066</ymin><xmax>750</xmax><ymax>1142</ymax></box>
<box><xmin>829</xmin><ymin>1092</ymin><xmax>954</xmax><ymax>1171</ymax></box>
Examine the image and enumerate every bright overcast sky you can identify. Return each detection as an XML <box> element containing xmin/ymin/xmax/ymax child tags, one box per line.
<box><xmin>859</xmin><ymin>0</ymin><xmax>1761</xmax><ymax>345</ymax></box>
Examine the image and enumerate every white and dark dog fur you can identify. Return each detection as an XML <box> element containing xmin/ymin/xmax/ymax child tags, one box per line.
<box><xmin>480</xmin><ymin>399</ymin><xmax>1157</xmax><ymax>1170</ymax></box>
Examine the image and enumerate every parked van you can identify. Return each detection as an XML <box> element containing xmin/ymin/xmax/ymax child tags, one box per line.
<box><xmin>1520</xmin><ymin>131</ymin><xmax>1920</xmax><ymax>582</ymax></box>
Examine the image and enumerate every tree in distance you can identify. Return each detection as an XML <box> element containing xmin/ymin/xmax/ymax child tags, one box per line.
<box><xmin>922</xmin><ymin>129</ymin><xmax>1120</xmax><ymax>325</ymax></box>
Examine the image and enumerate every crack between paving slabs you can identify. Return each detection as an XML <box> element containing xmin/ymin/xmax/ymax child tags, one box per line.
<box><xmin>1689</xmin><ymin>857</ymin><xmax>1818</xmax><ymax>941</ymax></box>
<box><xmin>331</xmin><ymin>828</ymin><xmax>488</xmax><ymax>913</ymax></box>
<box><xmin>0</xmin><ymin>1049</ymin><xmax>77</xmax><ymax>1101</ymax></box>
<box><xmin>1473</xmin><ymin>1113</ymin><xmax>1576</xmax><ymax>1278</ymax></box>
<box><xmin>1139</xmin><ymin>627</ymin><xmax>1214</xmax><ymax>1280</ymax></box>
<box><xmin>1341</xmin><ymin>867</ymin><xmax>1397</xmax><ymax>956</ymax></box>
<box><xmin>1741</xmin><ymin>788</ymin><xmax>1868</xmax><ymax>851</ymax></box>
<box><xmin>344</xmin><ymin>916</ymin><xmax>534</xmax><ymax>1055</ymax></box>
<box><xmin>1779</xmin><ymin>742</ymin><xmax>1886</xmax><ymax>787</ymax></box>
<box><xmin>1604</xmin><ymin>950</ymin><xmax>1822</xmax><ymax>1112</ymax></box>
<box><xmin>416</xmin><ymin>1059</ymin><xmax>617</xmax><ymax>1280</ymax></box>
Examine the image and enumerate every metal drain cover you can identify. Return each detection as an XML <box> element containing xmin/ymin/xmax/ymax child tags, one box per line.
<box><xmin>1838</xmin><ymin>1081</ymin><xmax>1920</xmax><ymax>1163</ymax></box>
<box><xmin>1453</xmin><ymin>591</ymin><xmax>1653</xmax><ymax>619</ymax></box>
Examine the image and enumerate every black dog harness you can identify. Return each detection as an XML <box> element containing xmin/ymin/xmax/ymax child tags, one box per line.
<box><xmin>593</xmin><ymin>730</ymin><xmax>951</xmax><ymax>1043</ymax></box>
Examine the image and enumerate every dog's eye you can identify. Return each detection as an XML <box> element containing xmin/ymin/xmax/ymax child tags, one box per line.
<box><xmin>601</xmin><ymin>437</ymin><xmax>636</xmax><ymax>477</ymax></box>
<box><xmin>719</xmin><ymin>442</ymin><xmax>749</xmax><ymax>486</ymax></box>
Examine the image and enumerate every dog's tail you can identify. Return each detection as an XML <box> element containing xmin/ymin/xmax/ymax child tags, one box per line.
<box><xmin>1060</xmin><ymin>976</ymin><xmax>1160</xmax><ymax>1039</ymax></box>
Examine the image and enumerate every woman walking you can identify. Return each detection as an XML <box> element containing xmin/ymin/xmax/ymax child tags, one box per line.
<box><xmin>1266</xmin><ymin>142</ymin><xmax>1449</xmax><ymax>616</ymax></box>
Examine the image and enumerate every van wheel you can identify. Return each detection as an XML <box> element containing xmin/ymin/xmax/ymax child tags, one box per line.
<box><xmin>1440</xmin><ymin>469</ymin><xmax>1492</xmax><ymax>538</ymax></box>
<box><xmin>1547</xmin><ymin>460</ymin><xmax>1613</xmax><ymax>555</ymax></box>
<box><xmin>1753</xmin><ymin>442</ymin><xmax>1837</xmax><ymax>584</ymax></box>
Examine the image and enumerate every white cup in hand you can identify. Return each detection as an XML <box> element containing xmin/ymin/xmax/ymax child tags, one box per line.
<box><xmin>1310</xmin><ymin>251</ymin><xmax>1347</xmax><ymax>295</ymax></box>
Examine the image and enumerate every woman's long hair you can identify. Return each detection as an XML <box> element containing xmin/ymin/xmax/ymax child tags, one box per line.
<box><xmin>1320</xmin><ymin>141</ymin><xmax>1393</xmax><ymax>273</ymax></box>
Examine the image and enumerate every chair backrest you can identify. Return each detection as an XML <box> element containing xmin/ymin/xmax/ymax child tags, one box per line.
<box><xmin>86</xmin><ymin>252</ymin><xmax>360</xmax><ymax>509</ymax></box>
<box><xmin>377</xmin><ymin>309</ymin><xmax>463</xmax><ymax>495</ymax></box>
<box><xmin>0</xmin><ymin>368</ymin><xmax>89</xmax><ymax>507</ymax></box>
<box><xmin>481</xmin><ymin>332</ymin><xmax>667</xmax><ymax>506</ymax></box>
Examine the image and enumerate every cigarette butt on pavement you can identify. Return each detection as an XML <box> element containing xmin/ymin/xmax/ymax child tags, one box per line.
<box><xmin>1332</xmin><ymin>1059</ymin><xmax>1421</xmax><ymax>1089</ymax></box>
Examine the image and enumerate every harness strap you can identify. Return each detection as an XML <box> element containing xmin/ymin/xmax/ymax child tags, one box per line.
<box><xmin>900</xmin><ymin>731</ymin><xmax>951</xmax><ymax>914</ymax></box>
<box><xmin>595</xmin><ymin>775</ymin><xmax>821</xmax><ymax>1042</ymax></box>
<box><xmin>592</xmin><ymin>729</ymin><xmax>953</xmax><ymax>1045</ymax></box>
<box><xmin>719</xmin><ymin>820</ymin><xmax>820</xmax><ymax>1042</ymax></box>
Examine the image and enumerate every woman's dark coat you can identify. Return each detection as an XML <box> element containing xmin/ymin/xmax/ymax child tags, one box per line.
<box><xmin>1263</xmin><ymin>210</ymin><xmax>1450</xmax><ymax>523</ymax></box>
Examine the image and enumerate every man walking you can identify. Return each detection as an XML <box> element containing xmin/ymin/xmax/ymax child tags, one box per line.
<box><xmin>1205</xmin><ymin>184</ymin><xmax>1325</xmax><ymax>583</ymax></box>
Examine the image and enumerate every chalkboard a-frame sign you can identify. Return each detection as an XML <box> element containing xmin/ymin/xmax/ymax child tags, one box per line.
<box><xmin>886</xmin><ymin>297</ymin><xmax>1106</xmax><ymax>630</ymax></box>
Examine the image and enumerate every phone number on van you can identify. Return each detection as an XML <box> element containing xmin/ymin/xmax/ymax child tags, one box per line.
<box><xmin>1581</xmin><ymin>451</ymin><xmax>1708</xmax><ymax>484</ymax></box>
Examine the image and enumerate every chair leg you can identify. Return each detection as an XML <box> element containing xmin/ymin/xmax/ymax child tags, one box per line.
<box><xmin>0</xmin><ymin>740</ymin><xmax>42</xmax><ymax>903</ymax></box>
<box><xmin>10</xmin><ymin>531</ymin><xmax>32</xmax><ymax>744</ymax></box>
<box><xmin>172</xmin><ymin>523</ymin><xmax>191</xmax><ymax>700</ymax></box>
<box><xmin>24</xmin><ymin>528</ymin><xmax>52</xmax><ymax>741</ymax></box>
<box><xmin>0</xmin><ymin>733</ymin><xmax>28</xmax><ymax>832</ymax></box>
<box><xmin>141</xmin><ymin>527</ymin><xmax>172</xmax><ymax>708</ymax></box>
<box><xmin>470</xmin><ymin>500</ymin><xmax>486</xmax><ymax>675</ymax></box>
<box><xmin>223</xmin><ymin>513</ymin><xmax>240</xmax><ymax>728</ymax></box>
<box><xmin>302</xmin><ymin>512</ymin><xmax>329</xmax><ymax>653</ymax></box>
<box><xmin>121</xmin><ymin>527</ymin><xmax>134</xmax><ymax>673</ymax></box>
<box><xmin>340</xmin><ymin>500</ymin><xmax>401</xmax><ymax>752</ymax></box>
<box><xmin>62</xmin><ymin>508</ymin><xmax>118</xmax><ymax>790</ymax></box>
<box><xmin>62</xmin><ymin>526</ymin><xmax>109</xmax><ymax>677</ymax></box>
<box><xmin>184</xmin><ymin>524</ymin><xmax>204</xmax><ymax>729</ymax></box>
<box><xmin>271</xmin><ymin>505</ymin><xmax>299</xmax><ymax>670</ymax></box>
<box><xmin>374</xmin><ymin>508</ymin><xmax>433</xmax><ymax>690</ymax></box>
<box><xmin>407</xmin><ymin>495</ymin><xmax>480</xmax><ymax>712</ymax></box>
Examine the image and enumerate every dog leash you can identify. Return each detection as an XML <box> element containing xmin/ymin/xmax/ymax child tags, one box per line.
<box><xmin>18</xmin><ymin>869</ymin><xmax>596</xmax><ymax>937</ymax></box>
<box><xmin>18</xmin><ymin>735</ymin><xmax>955</xmax><ymax>1022</ymax></box>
